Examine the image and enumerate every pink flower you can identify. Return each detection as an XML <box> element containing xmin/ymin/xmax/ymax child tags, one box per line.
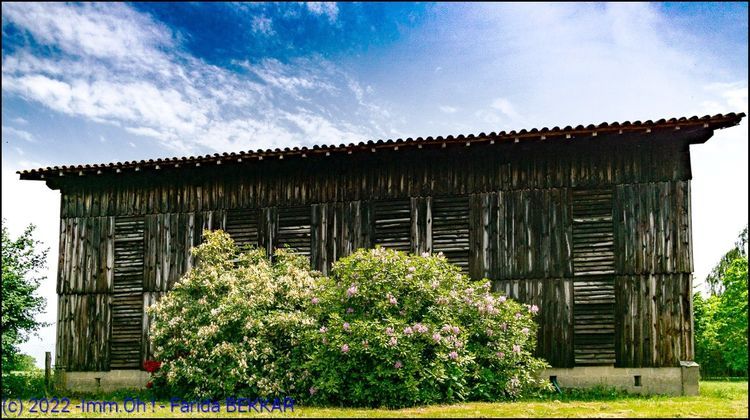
<box><xmin>452</xmin><ymin>326</ymin><xmax>460</xmax><ymax>335</ymax></box>
<box><xmin>343</xmin><ymin>322</ymin><xmax>351</xmax><ymax>332</ymax></box>
<box><xmin>500</xmin><ymin>322</ymin><xmax>508</xmax><ymax>331</ymax></box>
<box><xmin>441</xmin><ymin>325</ymin><xmax>452</xmax><ymax>333</ymax></box>
<box><xmin>386</xmin><ymin>327</ymin><xmax>395</xmax><ymax>336</ymax></box>
<box><xmin>432</xmin><ymin>333</ymin><xmax>442</xmax><ymax>342</ymax></box>
<box><xmin>498</xmin><ymin>295</ymin><xmax>507</xmax><ymax>303</ymax></box>
<box><xmin>394</xmin><ymin>361</ymin><xmax>403</xmax><ymax>369</ymax></box>
<box><xmin>311</xmin><ymin>297</ymin><xmax>320</xmax><ymax>304</ymax></box>
<box><xmin>346</xmin><ymin>285</ymin><xmax>358</xmax><ymax>298</ymax></box>
<box><xmin>513</xmin><ymin>344</ymin><xmax>521</xmax><ymax>353</ymax></box>
<box><xmin>496</xmin><ymin>351</ymin><xmax>505</xmax><ymax>359</ymax></box>
<box><xmin>529</xmin><ymin>304</ymin><xmax>539</xmax><ymax>314</ymax></box>
<box><xmin>515</xmin><ymin>312</ymin><xmax>522</xmax><ymax>319</ymax></box>
<box><xmin>309</xmin><ymin>387</ymin><xmax>317</xmax><ymax>395</ymax></box>
<box><xmin>421</xmin><ymin>252</ymin><xmax>430</xmax><ymax>257</ymax></box>
<box><xmin>449</xmin><ymin>351</ymin><xmax>458</xmax><ymax>360</ymax></box>
<box><xmin>346</xmin><ymin>307</ymin><xmax>354</xmax><ymax>314</ymax></box>
<box><xmin>403</xmin><ymin>326</ymin><xmax>414</xmax><ymax>335</ymax></box>
<box><xmin>319</xmin><ymin>326</ymin><xmax>328</xmax><ymax>333</ymax></box>
<box><xmin>486</xmin><ymin>329</ymin><xmax>494</xmax><ymax>337</ymax></box>
<box><xmin>389</xmin><ymin>336</ymin><xmax>398</xmax><ymax>346</ymax></box>
<box><xmin>341</xmin><ymin>344</ymin><xmax>350</xmax><ymax>353</ymax></box>
<box><xmin>413</xmin><ymin>323</ymin><xmax>428</xmax><ymax>334</ymax></box>
<box><xmin>521</xmin><ymin>327</ymin><xmax>530</xmax><ymax>335</ymax></box>
<box><xmin>388</xmin><ymin>294</ymin><xmax>398</xmax><ymax>305</ymax></box>
<box><xmin>408</xmin><ymin>266</ymin><xmax>416</xmax><ymax>273</ymax></box>
<box><xmin>431</xmin><ymin>281</ymin><xmax>439</xmax><ymax>289</ymax></box>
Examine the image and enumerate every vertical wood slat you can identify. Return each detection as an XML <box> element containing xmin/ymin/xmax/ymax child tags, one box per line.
<box><xmin>410</xmin><ymin>196</ymin><xmax>432</xmax><ymax>255</ymax></box>
<box><xmin>494</xmin><ymin>278</ymin><xmax>575</xmax><ymax>368</ymax></box>
<box><xmin>614</xmin><ymin>181</ymin><xmax>692</xmax><ymax>275</ymax></box>
<box><xmin>615</xmin><ymin>273</ymin><xmax>693</xmax><ymax>367</ymax></box>
<box><xmin>141</xmin><ymin>291</ymin><xmax>165</xmax><ymax>362</ymax></box>
<box><xmin>55</xmin><ymin>294</ymin><xmax>111</xmax><ymax>371</ymax></box>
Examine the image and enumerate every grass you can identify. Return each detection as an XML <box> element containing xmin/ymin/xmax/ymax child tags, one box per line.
<box><xmin>7</xmin><ymin>381</ymin><xmax>747</xmax><ymax>418</ymax></box>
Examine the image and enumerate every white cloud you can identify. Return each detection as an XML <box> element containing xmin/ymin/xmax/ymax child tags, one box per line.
<box><xmin>2</xmin><ymin>126</ymin><xmax>36</xmax><ymax>142</ymax></box>
<box><xmin>1</xmin><ymin>2</ymin><xmax>174</xmax><ymax>70</ymax></box>
<box><xmin>251</xmin><ymin>15</ymin><xmax>275</xmax><ymax>36</ymax></box>
<box><xmin>304</xmin><ymin>2</ymin><xmax>339</xmax><ymax>22</ymax></box>
<box><xmin>2</xmin><ymin>3</ymin><xmax>394</xmax><ymax>156</ymax></box>
<box><xmin>490</xmin><ymin>98</ymin><xmax>520</xmax><ymax>120</ymax></box>
<box><xmin>439</xmin><ymin>105</ymin><xmax>457</xmax><ymax>114</ymax></box>
<box><xmin>13</xmin><ymin>117</ymin><xmax>29</xmax><ymax>125</ymax></box>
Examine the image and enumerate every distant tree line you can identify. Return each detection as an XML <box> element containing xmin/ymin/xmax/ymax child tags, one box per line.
<box><xmin>693</xmin><ymin>226</ymin><xmax>748</xmax><ymax>378</ymax></box>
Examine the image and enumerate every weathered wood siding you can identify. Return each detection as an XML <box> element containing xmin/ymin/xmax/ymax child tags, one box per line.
<box><xmin>58</xmin><ymin>139</ymin><xmax>691</xmax><ymax>218</ymax></box>
<box><xmin>53</xmin><ymin>136</ymin><xmax>696</xmax><ymax>371</ymax></box>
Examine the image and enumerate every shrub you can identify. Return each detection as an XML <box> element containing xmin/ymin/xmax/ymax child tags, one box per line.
<box><xmin>1</xmin><ymin>370</ymin><xmax>46</xmax><ymax>398</ymax></box>
<box><xmin>304</xmin><ymin>247</ymin><xmax>552</xmax><ymax>407</ymax></box>
<box><xmin>148</xmin><ymin>230</ymin><xmax>321</xmax><ymax>399</ymax></box>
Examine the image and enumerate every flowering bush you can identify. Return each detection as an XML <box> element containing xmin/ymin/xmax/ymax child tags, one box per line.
<box><xmin>305</xmin><ymin>247</ymin><xmax>552</xmax><ymax>407</ymax></box>
<box><xmin>147</xmin><ymin>230</ymin><xmax>321</xmax><ymax>399</ymax></box>
<box><xmin>149</xmin><ymin>232</ymin><xmax>551</xmax><ymax>405</ymax></box>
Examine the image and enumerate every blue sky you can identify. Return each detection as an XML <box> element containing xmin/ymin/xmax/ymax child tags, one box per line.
<box><xmin>2</xmin><ymin>2</ymin><xmax>748</xmax><ymax>366</ymax></box>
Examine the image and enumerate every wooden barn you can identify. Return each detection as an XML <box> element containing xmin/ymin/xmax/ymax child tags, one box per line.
<box><xmin>18</xmin><ymin>112</ymin><xmax>745</xmax><ymax>394</ymax></box>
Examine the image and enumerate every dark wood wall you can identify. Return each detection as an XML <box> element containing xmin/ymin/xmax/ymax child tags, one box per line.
<box><xmin>53</xmin><ymin>134</ymin><xmax>697</xmax><ymax>371</ymax></box>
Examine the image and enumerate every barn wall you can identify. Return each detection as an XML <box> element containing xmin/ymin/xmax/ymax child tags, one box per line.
<box><xmin>54</xmin><ymin>137</ymin><xmax>696</xmax><ymax>371</ymax></box>
<box><xmin>58</xmin><ymin>139</ymin><xmax>690</xmax><ymax>218</ymax></box>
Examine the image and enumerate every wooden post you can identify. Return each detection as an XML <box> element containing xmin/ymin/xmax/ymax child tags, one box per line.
<box><xmin>45</xmin><ymin>351</ymin><xmax>51</xmax><ymax>391</ymax></box>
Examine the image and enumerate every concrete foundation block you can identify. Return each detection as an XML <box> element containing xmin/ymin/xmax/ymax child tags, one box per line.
<box><xmin>542</xmin><ymin>363</ymin><xmax>699</xmax><ymax>396</ymax></box>
<box><xmin>61</xmin><ymin>370</ymin><xmax>151</xmax><ymax>393</ymax></box>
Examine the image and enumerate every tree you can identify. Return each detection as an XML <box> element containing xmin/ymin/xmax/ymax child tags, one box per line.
<box><xmin>714</xmin><ymin>257</ymin><xmax>748</xmax><ymax>373</ymax></box>
<box><xmin>705</xmin><ymin>226</ymin><xmax>747</xmax><ymax>295</ymax></box>
<box><xmin>693</xmin><ymin>225</ymin><xmax>748</xmax><ymax>377</ymax></box>
<box><xmin>7</xmin><ymin>354</ymin><xmax>39</xmax><ymax>372</ymax></box>
<box><xmin>1</xmin><ymin>220</ymin><xmax>48</xmax><ymax>374</ymax></box>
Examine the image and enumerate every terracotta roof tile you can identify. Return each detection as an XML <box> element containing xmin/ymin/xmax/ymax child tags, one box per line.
<box><xmin>17</xmin><ymin>112</ymin><xmax>745</xmax><ymax>180</ymax></box>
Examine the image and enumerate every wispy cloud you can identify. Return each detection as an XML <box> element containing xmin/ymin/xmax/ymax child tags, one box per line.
<box><xmin>304</xmin><ymin>2</ymin><xmax>339</xmax><ymax>23</ymax></box>
<box><xmin>2</xmin><ymin>2</ymin><xmax>394</xmax><ymax>156</ymax></box>
<box><xmin>251</xmin><ymin>15</ymin><xmax>275</xmax><ymax>36</ymax></box>
<box><xmin>439</xmin><ymin>105</ymin><xmax>457</xmax><ymax>114</ymax></box>
<box><xmin>490</xmin><ymin>98</ymin><xmax>520</xmax><ymax>120</ymax></box>
<box><xmin>2</xmin><ymin>126</ymin><xmax>36</xmax><ymax>142</ymax></box>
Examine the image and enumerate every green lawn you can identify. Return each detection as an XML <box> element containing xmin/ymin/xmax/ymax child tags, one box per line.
<box><xmin>10</xmin><ymin>381</ymin><xmax>747</xmax><ymax>418</ymax></box>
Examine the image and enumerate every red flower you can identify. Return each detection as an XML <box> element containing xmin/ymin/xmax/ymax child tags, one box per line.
<box><xmin>143</xmin><ymin>360</ymin><xmax>162</xmax><ymax>373</ymax></box>
<box><xmin>146</xmin><ymin>381</ymin><xmax>153</xmax><ymax>389</ymax></box>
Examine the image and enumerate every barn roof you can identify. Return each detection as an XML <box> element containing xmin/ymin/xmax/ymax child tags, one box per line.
<box><xmin>17</xmin><ymin>112</ymin><xmax>745</xmax><ymax>181</ymax></box>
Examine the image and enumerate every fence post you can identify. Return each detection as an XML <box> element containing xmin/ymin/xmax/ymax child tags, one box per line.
<box><xmin>45</xmin><ymin>352</ymin><xmax>51</xmax><ymax>391</ymax></box>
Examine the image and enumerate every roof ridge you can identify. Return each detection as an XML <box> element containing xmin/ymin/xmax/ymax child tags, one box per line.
<box><xmin>16</xmin><ymin>112</ymin><xmax>746</xmax><ymax>179</ymax></box>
